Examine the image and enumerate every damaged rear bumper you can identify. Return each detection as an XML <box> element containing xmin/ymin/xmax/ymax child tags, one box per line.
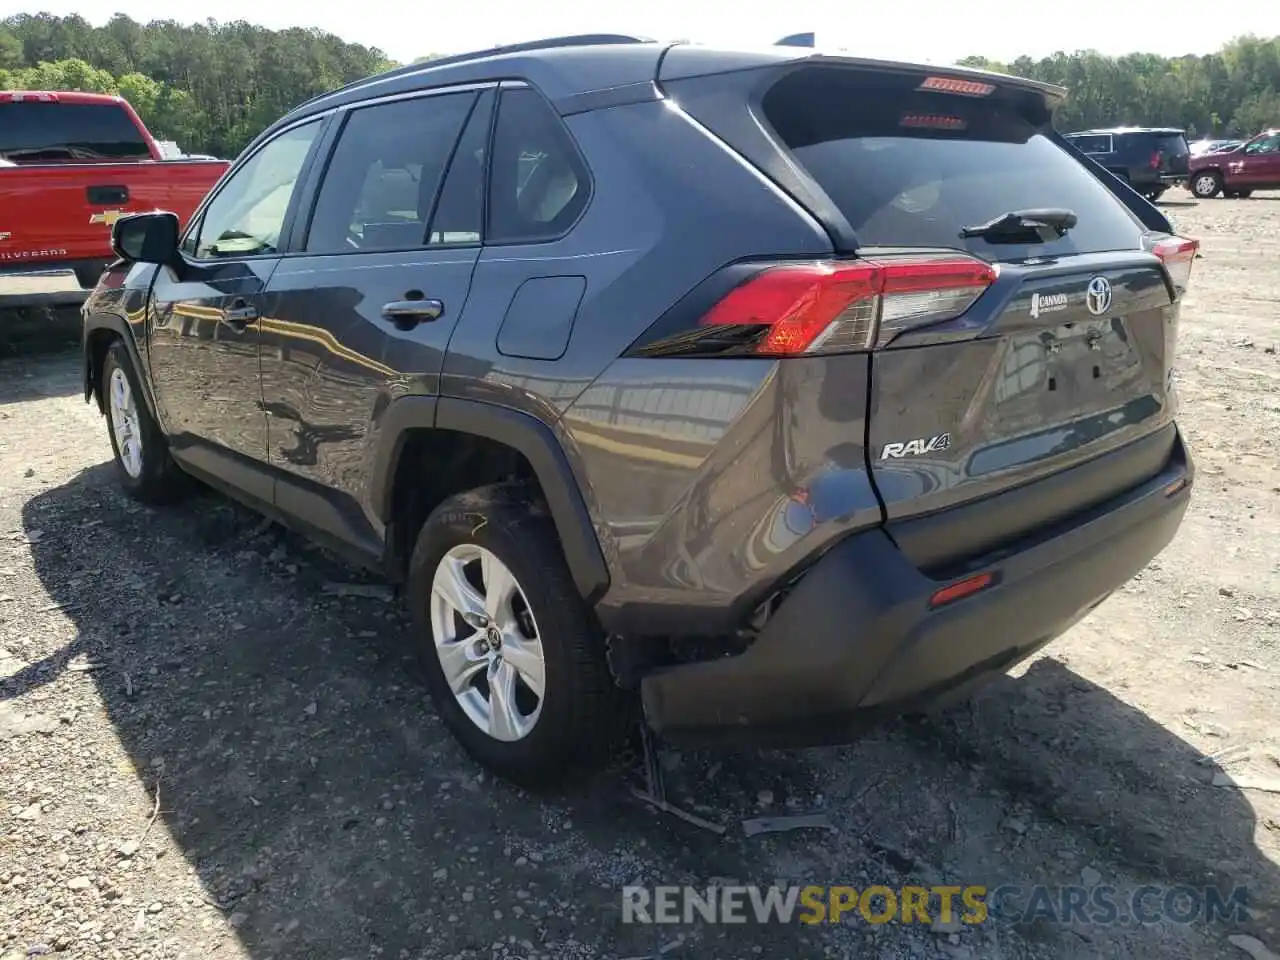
<box><xmin>641</xmin><ymin>428</ymin><xmax>1193</xmax><ymax>747</ymax></box>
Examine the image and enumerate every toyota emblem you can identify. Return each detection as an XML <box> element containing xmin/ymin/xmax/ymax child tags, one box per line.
<box><xmin>1086</xmin><ymin>276</ymin><xmax>1113</xmax><ymax>316</ymax></box>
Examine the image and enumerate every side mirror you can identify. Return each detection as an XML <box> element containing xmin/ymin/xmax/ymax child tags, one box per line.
<box><xmin>111</xmin><ymin>212</ymin><xmax>180</xmax><ymax>265</ymax></box>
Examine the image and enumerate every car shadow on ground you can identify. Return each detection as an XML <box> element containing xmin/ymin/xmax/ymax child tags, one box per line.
<box><xmin>0</xmin><ymin>309</ymin><xmax>81</xmax><ymax>363</ymax></box>
<box><xmin>14</xmin><ymin>464</ymin><xmax>1280</xmax><ymax>958</ymax></box>
<box><xmin>0</xmin><ymin>341</ymin><xmax>83</xmax><ymax>406</ymax></box>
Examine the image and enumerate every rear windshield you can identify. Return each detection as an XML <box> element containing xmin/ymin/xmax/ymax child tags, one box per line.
<box><xmin>1154</xmin><ymin>133</ymin><xmax>1189</xmax><ymax>157</ymax></box>
<box><xmin>0</xmin><ymin>101</ymin><xmax>151</xmax><ymax>163</ymax></box>
<box><xmin>760</xmin><ymin>68</ymin><xmax>1146</xmax><ymax>260</ymax></box>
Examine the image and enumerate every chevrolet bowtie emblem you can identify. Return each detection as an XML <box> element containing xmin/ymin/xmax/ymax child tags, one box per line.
<box><xmin>89</xmin><ymin>209</ymin><xmax>126</xmax><ymax>227</ymax></box>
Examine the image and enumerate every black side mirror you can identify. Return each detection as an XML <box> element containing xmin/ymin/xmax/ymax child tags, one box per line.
<box><xmin>112</xmin><ymin>212</ymin><xmax>180</xmax><ymax>265</ymax></box>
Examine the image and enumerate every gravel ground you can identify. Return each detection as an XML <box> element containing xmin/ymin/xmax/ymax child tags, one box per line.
<box><xmin>2</xmin><ymin>190</ymin><xmax>1279</xmax><ymax>960</ymax></box>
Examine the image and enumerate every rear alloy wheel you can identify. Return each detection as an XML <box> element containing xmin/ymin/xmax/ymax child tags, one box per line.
<box><xmin>1191</xmin><ymin>171</ymin><xmax>1223</xmax><ymax>198</ymax></box>
<box><xmin>408</xmin><ymin>484</ymin><xmax>629</xmax><ymax>785</ymax></box>
<box><xmin>429</xmin><ymin>543</ymin><xmax>546</xmax><ymax>742</ymax></box>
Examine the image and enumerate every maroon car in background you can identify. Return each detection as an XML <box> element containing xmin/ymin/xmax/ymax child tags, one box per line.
<box><xmin>1188</xmin><ymin>129</ymin><xmax>1280</xmax><ymax>198</ymax></box>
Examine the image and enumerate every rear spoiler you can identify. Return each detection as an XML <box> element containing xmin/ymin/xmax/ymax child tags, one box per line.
<box><xmin>660</xmin><ymin>46</ymin><xmax>1067</xmax><ymax>109</ymax></box>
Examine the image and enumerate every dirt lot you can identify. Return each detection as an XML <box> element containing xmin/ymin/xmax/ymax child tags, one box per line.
<box><xmin>2</xmin><ymin>190</ymin><xmax>1279</xmax><ymax>960</ymax></box>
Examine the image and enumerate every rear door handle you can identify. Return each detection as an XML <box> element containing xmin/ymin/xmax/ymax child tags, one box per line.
<box><xmin>220</xmin><ymin>301</ymin><xmax>259</xmax><ymax>330</ymax></box>
<box><xmin>382</xmin><ymin>298</ymin><xmax>443</xmax><ymax>329</ymax></box>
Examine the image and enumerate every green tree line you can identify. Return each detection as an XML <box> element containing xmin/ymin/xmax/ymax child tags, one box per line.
<box><xmin>960</xmin><ymin>35</ymin><xmax>1280</xmax><ymax>136</ymax></box>
<box><xmin>0</xmin><ymin>13</ymin><xmax>395</xmax><ymax>158</ymax></box>
<box><xmin>2</xmin><ymin>13</ymin><xmax>1277</xmax><ymax>160</ymax></box>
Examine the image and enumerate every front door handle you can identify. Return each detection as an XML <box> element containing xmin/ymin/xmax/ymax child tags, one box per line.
<box><xmin>220</xmin><ymin>301</ymin><xmax>259</xmax><ymax>331</ymax></box>
<box><xmin>382</xmin><ymin>297</ymin><xmax>444</xmax><ymax>329</ymax></box>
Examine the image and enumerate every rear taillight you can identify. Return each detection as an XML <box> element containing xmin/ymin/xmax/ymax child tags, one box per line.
<box><xmin>1149</xmin><ymin>150</ymin><xmax>1161</xmax><ymax>169</ymax></box>
<box><xmin>1152</xmin><ymin>235</ymin><xmax>1199</xmax><ymax>295</ymax></box>
<box><xmin>635</xmin><ymin>255</ymin><xmax>997</xmax><ymax>358</ymax></box>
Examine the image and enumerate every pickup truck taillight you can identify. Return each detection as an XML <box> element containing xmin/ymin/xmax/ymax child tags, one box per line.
<box><xmin>1152</xmin><ymin>236</ymin><xmax>1199</xmax><ymax>295</ymax></box>
<box><xmin>628</xmin><ymin>255</ymin><xmax>998</xmax><ymax>358</ymax></box>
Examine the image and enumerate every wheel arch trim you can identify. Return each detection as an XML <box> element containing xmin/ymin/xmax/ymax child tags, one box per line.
<box><xmin>369</xmin><ymin>396</ymin><xmax>611</xmax><ymax>604</ymax></box>
<box><xmin>83</xmin><ymin>312</ymin><xmax>160</xmax><ymax>423</ymax></box>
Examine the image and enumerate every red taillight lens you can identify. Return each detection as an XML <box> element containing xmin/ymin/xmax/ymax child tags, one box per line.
<box><xmin>1152</xmin><ymin>235</ymin><xmax>1199</xmax><ymax>295</ymax></box>
<box><xmin>1149</xmin><ymin>150</ymin><xmax>1161</xmax><ymax>169</ymax></box>
<box><xmin>698</xmin><ymin>255</ymin><xmax>997</xmax><ymax>356</ymax></box>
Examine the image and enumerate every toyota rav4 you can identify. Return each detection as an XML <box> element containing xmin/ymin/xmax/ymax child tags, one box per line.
<box><xmin>81</xmin><ymin>35</ymin><xmax>1197</xmax><ymax>785</ymax></box>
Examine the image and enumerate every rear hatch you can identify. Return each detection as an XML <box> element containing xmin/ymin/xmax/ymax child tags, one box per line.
<box><xmin>660</xmin><ymin>55</ymin><xmax>1195</xmax><ymax>569</ymax></box>
<box><xmin>1150</xmin><ymin>130</ymin><xmax>1190</xmax><ymax>178</ymax></box>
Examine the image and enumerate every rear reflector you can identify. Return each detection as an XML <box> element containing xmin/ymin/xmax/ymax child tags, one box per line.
<box><xmin>697</xmin><ymin>255</ymin><xmax>997</xmax><ymax>356</ymax></box>
<box><xmin>1152</xmin><ymin>235</ymin><xmax>1199</xmax><ymax>295</ymax></box>
<box><xmin>929</xmin><ymin>572</ymin><xmax>995</xmax><ymax>608</ymax></box>
<box><xmin>917</xmin><ymin>76</ymin><xmax>995</xmax><ymax>97</ymax></box>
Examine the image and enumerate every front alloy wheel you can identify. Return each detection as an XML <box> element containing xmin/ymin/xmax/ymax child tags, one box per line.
<box><xmin>108</xmin><ymin>365</ymin><xmax>144</xmax><ymax>479</ymax></box>
<box><xmin>1191</xmin><ymin>172</ymin><xmax>1222</xmax><ymax>198</ymax></box>
<box><xmin>430</xmin><ymin>543</ymin><xmax>546</xmax><ymax>742</ymax></box>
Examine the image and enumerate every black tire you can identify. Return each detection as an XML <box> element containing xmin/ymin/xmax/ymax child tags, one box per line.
<box><xmin>1191</xmin><ymin>170</ymin><xmax>1223</xmax><ymax>199</ymax></box>
<box><xmin>1237</xmin><ymin>190</ymin><xmax>1253</xmax><ymax>199</ymax></box>
<box><xmin>101</xmin><ymin>340</ymin><xmax>187</xmax><ymax>503</ymax></box>
<box><xmin>407</xmin><ymin>483</ymin><xmax>630</xmax><ymax>786</ymax></box>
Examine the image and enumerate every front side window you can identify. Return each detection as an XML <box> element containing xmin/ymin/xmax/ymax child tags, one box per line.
<box><xmin>188</xmin><ymin>120</ymin><xmax>322</xmax><ymax>259</ymax></box>
<box><xmin>1246</xmin><ymin>135</ymin><xmax>1280</xmax><ymax>155</ymax></box>
<box><xmin>305</xmin><ymin>92</ymin><xmax>476</xmax><ymax>254</ymax></box>
<box><xmin>487</xmin><ymin>88</ymin><xmax>590</xmax><ymax>244</ymax></box>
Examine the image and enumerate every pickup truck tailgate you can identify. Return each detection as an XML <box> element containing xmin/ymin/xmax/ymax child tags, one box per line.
<box><xmin>0</xmin><ymin>160</ymin><xmax>227</xmax><ymax>266</ymax></box>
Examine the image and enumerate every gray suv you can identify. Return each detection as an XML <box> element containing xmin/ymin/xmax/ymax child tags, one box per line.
<box><xmin>82</xmin><ymin>35</ymin><xmax>1197</xmax><ymax>785</ymax></box>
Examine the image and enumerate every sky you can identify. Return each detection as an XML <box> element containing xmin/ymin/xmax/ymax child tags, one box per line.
<box><xmin>3</xmin><ymin>0</ymin><xmax>1278</xmax><ymax>67</ymax></box>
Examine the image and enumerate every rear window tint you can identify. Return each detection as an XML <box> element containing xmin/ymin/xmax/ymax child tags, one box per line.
<box><xmin>760</xmin><ymin>68</ymin><xmax>1145</xmax><ymax>259</ymax></box>
<box><xmin>1154</xmin><ymin>133</ymin><xmax>1189</xmax><ymax>156</ymax></box>
<box><xmin>0</xmin><ymin>102</ymin><xmax>150</xmax><ymax>162</ymax></box>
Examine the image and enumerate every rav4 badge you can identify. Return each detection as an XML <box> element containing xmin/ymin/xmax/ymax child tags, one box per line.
<box><xmin>880</xmin><ymin>434</ymin><xmax>952</xmax><ymax>460</ymax></box>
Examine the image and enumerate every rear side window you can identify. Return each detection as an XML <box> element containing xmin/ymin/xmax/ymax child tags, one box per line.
<box><xmin>305</xmin><ymin>92</ymin><xmax>476</xmax><ymax>254</ymax></box>
<box><xmin>428</xmin><ymin>90</ymin><xmax>494</xmax><ymax>245</ymax></box>
<box><xmin>487</xmin><ymin>88</ymin><xmax>589</xmax><ymax>244</ymax></box>
<box><xmin>760</xmin><ymin>68</ymin><xmax>1145</xmax><ymax>260</ymax></box>
<box><xmin>1067</xmin><ymin>134</ymin><xmax>1112</xmax><ymax>155</ymax></box>
<box><xmin>0</xmin><ymin>101</ymin><xmax>150</xmax><ymax>162</ymax></box>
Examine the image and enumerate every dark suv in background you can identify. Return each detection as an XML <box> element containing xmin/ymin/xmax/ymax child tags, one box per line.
<box><xmin>82</xmin><ymin>36</ymin><xmax>1197</xmax><ymax>785</ymax></box>
<box><xmin>1064</xmin><ymin>127</ymin><xmax>1191</xmax><ymax>200</ymax></box>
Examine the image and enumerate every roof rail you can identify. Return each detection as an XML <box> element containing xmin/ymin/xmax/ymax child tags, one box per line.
<box><xmin>296</xmin><ymin>34</ymin><xmax>656</xmax><ymax>112</ymax></box>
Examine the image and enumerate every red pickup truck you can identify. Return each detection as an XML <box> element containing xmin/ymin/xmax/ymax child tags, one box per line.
<box><xmin>0</xmin><ymin>91</ymin><xmax>230</xmax><ymax>313</ymax></box>
<box><xmin>1188</xmin><ymin>129</ymin><xmax>1280</xmax><ymax>199</ymax></box>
